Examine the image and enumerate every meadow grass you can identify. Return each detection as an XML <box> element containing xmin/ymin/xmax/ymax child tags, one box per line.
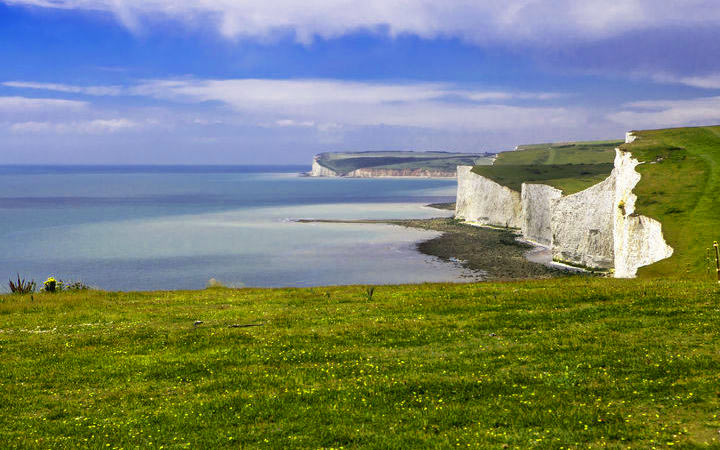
<box><xmin>2</xmin><ymin>278</ymin><xmax>720</xmax><ymax>448</ymax></box>
<box><xmin>499</xmin><ymin>141</ymin><xmax>620</xmax><ymax>166</ymax></box>
<box><xmin>621</xmin><ymin>126</ymin><xmax>720</xmax><ymax>278</ymax></box>
<box><xmin>471</xmin><ymin>163</ymin><xmax>614</xmax><ymax>194</ymax></box>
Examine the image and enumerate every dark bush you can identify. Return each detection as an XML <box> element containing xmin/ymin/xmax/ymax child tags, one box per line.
<box><xmin>9</xmin><ymin>274</ymin><xmax>36</xmax><ymax>294</ymax></box>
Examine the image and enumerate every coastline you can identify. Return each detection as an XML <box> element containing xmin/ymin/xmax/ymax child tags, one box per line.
<box><xmin>297</xmin><ymin>213</ymin><xmax>568</xmax><ymax>281</ymax></box>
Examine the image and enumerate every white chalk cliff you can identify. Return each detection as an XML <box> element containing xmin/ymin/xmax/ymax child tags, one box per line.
<box><xmin>612</xmin><ymin>149</ymin><xmax>673</xmax><ymax>277</ymax></box>
<box><xmin>343</xmin><ymin>167</ymin><xmax>456</xmax><ymax>177</ymax></box>
<box><xmin>310</xmin><ymin>157</ymin><xmax>456</xmax><ymax>178</ymax></box>
<box><xmin>310</xmin><ymin>158</ymin><xmax>340</xmax><ymax>177</ymax></box>
<box><xmin>456</xmin><ymin>166</ymin><xmax>523</xmax><ymax>228</ymax></box>
<box><xmin>551</xmin><ymin>173</ymin><xmax>616</xmax><ymax>269</ymax></box>
<box><xmin>522</xmin><ymin>183</ymin><xmax>562</xmax><ymax>246</ymax></box>
<box><xmin>454</xmin><ymin>133</ymin><xmax>673</xmax><ymax>277</ymax></box>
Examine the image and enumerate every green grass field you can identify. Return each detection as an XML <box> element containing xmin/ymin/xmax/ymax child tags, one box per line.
<box><xmin>499</xmin><ymin>141</ymin><xmax>621</xmax><ymax>166</ymax></box>
<box><xmin>316</xmin><ymin>151</ymin><xmax>493</xmax><ymax>175</ymax></box>
<box><xmin>3</xmin><ymin>279</ymin><xmax>720</xmax><ymax>448</ymax></box>
<box><xmin>622</xmin><ymin>126</ymin><xmax>720</xmax><ymax>278</ymax></box>
<box><xmin>472</xmin><ymin>163</ymin><xmax>614</xmax><ymax>193</ymax></box>
<box><xmin>470</xmin><ymin>140</ymin><xmax>620</xmax><ymax>194</ymax></box>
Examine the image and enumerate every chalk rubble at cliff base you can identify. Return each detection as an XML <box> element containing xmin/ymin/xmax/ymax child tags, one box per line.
<box><xmin>455</xmin><ymin>133</ymin><xmax>673</xmax><ymax>278</ymax></box>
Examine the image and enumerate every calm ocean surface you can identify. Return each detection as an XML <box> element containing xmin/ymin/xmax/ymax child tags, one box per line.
<box><xmin>0</xmin><ymin>166</ymin><xmax>476</xmax><ymax>291</ymax></box>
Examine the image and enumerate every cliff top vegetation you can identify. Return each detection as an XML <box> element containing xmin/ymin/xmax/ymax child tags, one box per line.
<box><xmin>500</xmin><ymin>140</ymin><xmax>621</xmax><ymax>165</ymax></box>
<box><xmin>471</xmin><ymin>139</ymin><xmax>620</xmax><ymax>194</ymax></box>
<box><xmin>316</xmin><ymin>151</ymin><xmax>493</xmax><ymax>175</ymax></box>
<box><xmin>621</xmin><ymin>125</ymin><xmax>720</xmax><ymax>278</ymax></box>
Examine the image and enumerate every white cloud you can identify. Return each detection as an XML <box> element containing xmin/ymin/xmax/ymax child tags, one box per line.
<box><xmin>130</xmin><ymin>78</ymin><xmax>551</xmax><ymax>107</ymax></box>
<box><xmin>9</xmin><ymin>118</ymin><xmax>140</xmax><ymax>134</ymax></box>
<box><xmin>129</xmin><ymin>78</ymin><xmax>578</xmax><ymax>131</ymax></box>
<box><xmin>5</xmin><ymin>0</ymin><xmax>720</xmax><ymax>45</ymax></box>
<box><xmin>0</xmin><ymin>96</ymin><xmax>87</xmax><ymax>112</ymax></box>
<box><xmin>651</xmin><ymin>73</ymin><xmax>720</xmax><ymax>90</ymax></box>
<box><xmin>2</xmin><ymin>78</ymin><xmax>574</xmax><ymax>131</ymax></box>
<box><xmin>0</xmin><ymin>79</ymin><xmax>611</xmax><ymax>156</ymax></box>
<box><xmin>463</xmin><ymin>91</ymin><xmax>565</xmax><ymax>102</ymax></box>
<box><xmin>275</xmin><ymin>119</ymin><xmax>316</xmax><ymax>127</ymax></box>
<box><xmin>609</xmin><ymin>96</ymin><xmax>720</xmax><ymax>129</ymax></box>
<box><xmin>5</xmin><ymin>78</ymin><xmax>563</xmax><ymax>104</ymax></box>
<box><xmin>2</xmin><ymin>81</ymin><xmax>125</xmax><ymax>96</ymax></box>
<box><xmin>130</xmin><ymin>79</ymin><xmax>450</xmax><ymax>105</ymax></box>
<box><xmin>0</xmin><ymin>96</ymin><xmax>143</xmax><ymax>134</ymax></box>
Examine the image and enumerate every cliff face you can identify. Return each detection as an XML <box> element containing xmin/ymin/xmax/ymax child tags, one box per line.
<box><xmin>455</xmin><ymin>166</ymin><xmax>523</xmax><ymax>229</ymax></box>
<box><xmin>612</xmin><ymin>149</ymin><xmax>673</xmax><ymax>277</ymax></box>
<box><xmin>309</xmin><ymin>158</ymin><xmax>456</xmax><ymax>178</ymax></box>
<box><xmin>454</xmin><ymin>133</ymin><xmax>673</xmax><ymax>277</ymax></box>
<box><xmin>551</xmin><ymin>174</ymin><xmax>616</xmax><ymax>269</ymax></box>
<box><xmin>522</xmin><ymin>184</ymin><xmax>562</xmax><ymax>247</ymax></box>
<box><xmin>345</xmin><ymin>168</ymin><xmax>456</xmax><ymax>178</ymax></box>
<box><xmin>310</xmin><ymin>158</ymin><xmax>340</xmax><ymax>177</ymax></box>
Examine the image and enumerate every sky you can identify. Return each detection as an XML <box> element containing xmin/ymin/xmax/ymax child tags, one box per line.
<box><xmin>2</xmin><ymin>1</ymin><xmax>720</xmax><ymax>164</ymax></box>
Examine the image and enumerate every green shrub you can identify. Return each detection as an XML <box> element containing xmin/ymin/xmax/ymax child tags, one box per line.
<box><xmin>43</xmin><ymin>277</ymin><xmax>63</xmax><ymax>293</ymax></box>
<box><xmin>65</xmin><ymin>281</ymin><xmax>91</xmax><ymax>291</ymax></box>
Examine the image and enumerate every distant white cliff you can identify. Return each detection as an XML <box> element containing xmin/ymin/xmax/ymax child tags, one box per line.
<box><xmin>310</xmin><ymin>157</ymin><xmax>456</xmax><ymax>178</ymax></box>
<box><xmin>311</xmin><ymin>158</ymin><xmax>340</xmax><ymax>177</ymax></box>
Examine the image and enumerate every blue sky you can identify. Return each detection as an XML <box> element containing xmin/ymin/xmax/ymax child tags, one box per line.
<box><xmin>2</xmin><ymin>1</ymin><xmax>720</xmax><ymax>164</ymax></box>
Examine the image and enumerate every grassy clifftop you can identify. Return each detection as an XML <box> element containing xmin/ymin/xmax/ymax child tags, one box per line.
<box><xmin>622</xmin><ymin>126</ymin><xmax>720</xmax><ymax>278</ymax></box>
<box><xmin>316</xmin><ymin>151</ymin><xmax>493</xmax><ymax>175</ymax></box>
<box><xmin>466</xmin><ymin>126</ymin><xmax>720</xmax><ymax>278</ymax></box>
<box><xmin>471</xmin><ymin>140</ymin><xmax>620</xmax><ymax>194</ymax></box>
<box><xmin>502</xmin><ymin>141</ymin><xmax>620</xmax><ymax>165</ymax></box>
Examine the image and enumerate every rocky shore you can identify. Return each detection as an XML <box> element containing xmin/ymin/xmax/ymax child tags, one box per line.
<box><xmin>297</xmin><ymin>216</ymin><xmax>567</xmax><ymax>281</ymax></box>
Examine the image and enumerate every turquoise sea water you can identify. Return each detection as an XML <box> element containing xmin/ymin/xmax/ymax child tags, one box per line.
<box><xmin>0</xmin><ymin>166</ymin><xmax>475</xmax><ymax>291</ymax></box>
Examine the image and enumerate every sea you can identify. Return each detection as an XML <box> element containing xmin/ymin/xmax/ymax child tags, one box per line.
<box><xmin>0</xmin><ymin>165</ymin><xmax>477</xmax><ymax>292</ymax></box>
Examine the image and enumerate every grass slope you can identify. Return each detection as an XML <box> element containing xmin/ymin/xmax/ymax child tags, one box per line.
<box><xmin>471</xmin><ymin>140</ymin><xmax>620</xmax><ymax>194</ymax></box>
<box><xmin>316</xmin><ymin>151</ymin><xmax>493</xmax><ymax>174</ymax></box>
<box><xmin>2</xmin><ymin>279</ymin><xmax>720</xmax><ymax>448</ymax></box>
<box><xmin>622</xmin><ymin>126</ymin><xmax>720</xmax><ymax>278</ymax></box>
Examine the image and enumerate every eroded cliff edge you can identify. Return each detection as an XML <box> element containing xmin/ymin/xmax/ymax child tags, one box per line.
<box><xmin>454</xmin><ymin>133</ymin><xmax>673</xmax><ymax>278</ymax></box>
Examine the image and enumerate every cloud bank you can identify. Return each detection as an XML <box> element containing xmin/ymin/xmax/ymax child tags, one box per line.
<box><xmin>3</xmin><ymin>79</ymin><xmax>578</xmax><ymax>132</ymax></box>
<box><xmin>4</xmin><ymin>77</ymin><xmax>720</xmax><ymax>163</ymax></box>
<box><xmin>0</xmin><ymin>96</ymin><xmax>87</xmax><ymax>112</ymax></box>
<box><xmin>7</xmin><ymin>77</ymin><xmax>720</xmax><ymax>138</ymax></box>
<box><xmin>5</xmin><ymin>0</ymin><xmax>720</xmax><ymax>45</ymax></box>
<box><xmin>610</xmin><ymin>97</ymin><xmax>720</xmax><ymax>129</ymax></box>
<box><xmin>652</xmin><ymin>73</ymin><xmax>720</xmax><ymax>90</ymax></box>
<box><xmin>9</xmin><ymin>118</ymin><xmax>139</xmax><ymax>134</ymax></box>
